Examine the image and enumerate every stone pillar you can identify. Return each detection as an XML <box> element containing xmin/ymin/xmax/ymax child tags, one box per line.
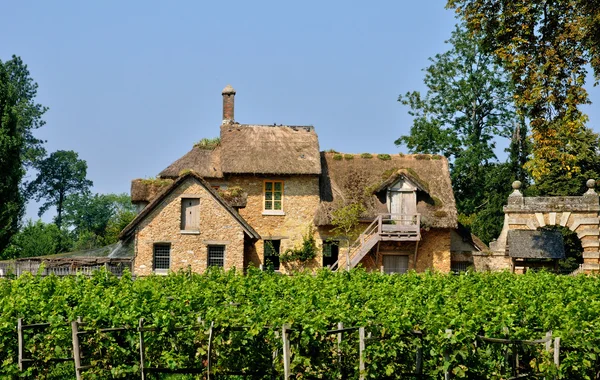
<box><xmin>581</xmin><ymin>179</ymin><xmax>600</xmax><ymax>271</ymax></box>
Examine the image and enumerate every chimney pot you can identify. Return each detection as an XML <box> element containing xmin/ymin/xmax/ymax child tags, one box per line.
<box><xmin>222</xmin><ymin>84</ymin><xmax>236</xmax><ymax>124</ymax></box>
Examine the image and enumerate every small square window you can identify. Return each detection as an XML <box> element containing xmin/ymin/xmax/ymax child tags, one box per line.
<box><xmin>208</xmin><ymin>245</ymin><xmax>225</xmax><ymax>268</ymax></box>
<box><xmin>153</xmin><ymin>244</ymin><xmax>171</xmax><ymax>273</ymax></box>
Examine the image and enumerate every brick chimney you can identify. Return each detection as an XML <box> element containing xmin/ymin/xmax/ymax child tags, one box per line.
<box><xmin>222</xmin><ymin>84</ymin><xmax>236</xmax><ymax>124</ymax></box>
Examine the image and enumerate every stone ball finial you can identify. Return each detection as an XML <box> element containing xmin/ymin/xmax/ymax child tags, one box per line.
<box><xmin>512</xmin><ymin>181</ymin><xmax>522</xmax><ymax>190</ymax></box>
<box><xmin>587</xmin><ymin>179</ymin><xmax>596</xmax><ymax>189</ymax></box>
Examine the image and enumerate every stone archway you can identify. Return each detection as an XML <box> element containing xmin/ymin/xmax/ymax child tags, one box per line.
<box><xmin>490</xmin><ymin>180</ymin><xmax>600</xmax><ymax>272</ymax></box>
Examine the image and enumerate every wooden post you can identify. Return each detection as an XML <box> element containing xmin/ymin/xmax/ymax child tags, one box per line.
<box><xmin>71</xmin><ymin>320</ymin><xmax>82</xmax><ymax>380</ymax></box>
<box><xmin>337</xmin><ymin>322</ymin><xmax>343</xmax><ymax>376</ymax></box>
<box><xmin>273</xmin><ymin>330</ymin><xmax>280</xmax><ymax>380</ymax></box>
<box><xmin>359</xmin><ymin>327</ymin><xmax>365</xmax><ymax>380</ymax></box>
<box><xmin>138</xmin><ymin>318</ymin><xmax>146</xmax><ymax>380</ymax></box>
<box><xmin>444</xmin><ymin>329</ymin><xmax>452</xmax><ymax>380</ymax></box>
<box><xmin>545</xmin><ymin>331</ymin><xmax>552</xmax><ymax>352</ymax></box>
<box><xmin>415</xmin><ymin>342</ymin><xmax>423</xmax><ymax>375</ymax></box>
<box><xmin>346</xmin><ymin>246</ymin><xmax>350</xmax><ymax>271</ymax></box>
<box><xmin>282</xmin><ymin>324</ymin><xmax>291</xmax><ymax>379</ymax></box>
<box><xmin>554</xmin><ymin>337</ymin><xmax>560</xmax><ymax>367</ymax></box>
<box><xmin>207</xmin><ymin>321</ymin><xmax>214</xmax><ymax>380</ymax></box>
<box><xmin>17</xmin><ymin>318</ymin><xmax>24</xmax><ymax>371</ymax></box>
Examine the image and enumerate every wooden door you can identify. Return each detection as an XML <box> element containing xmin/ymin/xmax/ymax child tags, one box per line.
<box><xmin>389</xmin><ymin>191</ymin><xmax>416</xmax><ymax>224</ymax></box>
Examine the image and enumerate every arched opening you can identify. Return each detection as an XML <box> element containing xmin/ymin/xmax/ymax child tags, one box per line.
<box><xmin>539</xmin><ymin>225</ymin><xmax>583</xmax><ymax>273</ymax></box>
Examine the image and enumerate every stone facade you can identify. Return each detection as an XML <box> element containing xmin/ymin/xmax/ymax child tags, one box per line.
<box><xmin>212</xmin><ymin>175</ymin><xmax>321</xmax><ymax>273</ymax></box>
<box><xmin>133</xmin><ymin>177</ymin><xmax>247</xmax><ymax>276</ymax></box>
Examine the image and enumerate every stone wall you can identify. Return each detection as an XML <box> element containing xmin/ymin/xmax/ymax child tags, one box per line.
<box><xmin>221</xmin><ymin>175</ymin><xmax>321</xmax><ymax>273</ymax></box>
<box><xmin>133</xmin><ymin>177</ymin><xmax>246</xmax><ymax>276</ymax></box>
<box><xmin>471</xmin><ymin>252</ymin><xmax>511</xmax><ymax>272</ymax></box>
<box><xmin>415</xmin><ymin>228</ymin><xmax>452</xmax><ymax>272</ymax></box>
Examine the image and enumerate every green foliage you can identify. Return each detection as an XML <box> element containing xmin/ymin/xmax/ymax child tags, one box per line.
<box><xmin>360</xmin><ymin>153</ymin><xmax>373</xmax><ymax>159</ymax></box>
<box><xmin>279</xmin><ymin>226</ymin><xmax>317</xmax><ymax>264</ymax></box>
<box><xmin>396</xmin><ymin>23</ymin><xmax>529</xmax><ymax>243</ymax></box>
<box><xmin>540</xmin><ymin>226</ymin><xmax>584</xmax><ymax>273</ymax></box>
<box><xmin>343</xmin><ymin>154</ymin><xmax>354</xmax><ymax>160</ymax></box>
<box><xmin>63</xmin><ymin>192</ymin><xmax>136</xmax><ymax>250</ymax></box>
<box><xmin>377</xmin><ymin>153</ymin><xmax>391</xmax><ymax>161</ymax></box>
<box><xmin>448</xmin><ymin>0</ymin><xmax>600</xmax><ymax>184</ymax></box>
<box><xmin>1</xmin><ymin>220</ymin><xmax>65</xmax><ymax>260</ymax></box>
<box><xmin>0</xmin><ymin>56</ymin><xmax>47</xmax><ymax>254</ymax></box>
<box><xmin>332</xmin><ymin>153</ymin><xmax>343</xmax><ymax>160</ymax></box>
<box><xmin>27</xmin><ymin>150</ymin><xmax>93</xmax><ymax>229</ymax></box>
<box><xmin>326</xmin><ymin>149</ymin><xmax>339</xmax><ymax>153</ymax></box>
<box><xmin>331</xmin><ymin>203</ymin><xmax>366</xmax><ymax>245</ymax></box>
<box><xmin>1</xmin><ymin>271</ymin><xmax>600</xmax><ymax>378</ymax></box>
<box><xmin>194</xmin><ymin>137</ymin><xmax>221</xmax><ymax>150</ymax></box>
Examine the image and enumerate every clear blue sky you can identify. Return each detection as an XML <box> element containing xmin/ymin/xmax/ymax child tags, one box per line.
<box><xmin>1</xmin><ymin>1</ymin><xmax>599</xmax><ymax>222</ymax></box>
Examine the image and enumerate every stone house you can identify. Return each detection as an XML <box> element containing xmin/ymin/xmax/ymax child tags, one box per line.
<box><xmin>119</xmin><ymin>85</ymin><xmax>483</xmax><ymax>275</ymax></box>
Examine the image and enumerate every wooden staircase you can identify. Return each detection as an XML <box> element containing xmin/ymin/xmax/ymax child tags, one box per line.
<box><xmin>330</xmin><ymin>214</ymin><xmax>421</xmax><ymax>271</ymax></box>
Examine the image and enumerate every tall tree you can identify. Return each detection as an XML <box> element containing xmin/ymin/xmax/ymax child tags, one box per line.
<box><xmin>27</xmin><ymin>150</ymin><xmax>93</xmax><ymax>229</ymax></box>
<box><xmin>396</xmin><ymin>23</ymin><xmax>522</xmax><ymax>218</ymax></box>
<box><xmin>0</xmin><ymin>56</ymin><xmax>47</xmax><ymax>254</ymax></box>
<box><xmin>447</xmin><ymin>0</ymin><xmax>600</xmax><ymax>193</ymax></box>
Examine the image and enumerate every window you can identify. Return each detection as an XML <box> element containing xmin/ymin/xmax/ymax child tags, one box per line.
<box><xmin>322</xmin><ymin>240</ymin><xmax>339</xmax><ymax>268</ymax></box>
<box><xmin>264</xmin><ymin>181</ymin><xmax>284</xmax><ymax>211</ymax></box>
<box><xmin>208</xmin><ymin>245</ymin><xmax>225</xmax><ymax>268</ymax></box>
<box><xmin>382</xmin><ymin>255</ymin><xmax>409</xmax><ymax>274</ymax></box>
<box><xmin>181</xmin><ymin>198</ymin><xmax>200</xmax><ymax>231</ymax></box>
<box><xmin>264</xmin><ymin>240</ymin><xmax>280</xmax><ymax>270</ymax></box>
<box><xmin>153</xmin><ymin>244</ymin><xmax>171</xmax><ymax>273</ymax></box>
<box><xmin>451</xmin><ymin>261</ymin><xmax>470</xmax><ymax>274</ymax></box>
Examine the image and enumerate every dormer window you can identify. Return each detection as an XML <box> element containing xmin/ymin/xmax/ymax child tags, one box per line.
<box><xmin>387</xmin><ymin>178</ymin><xmax>417</xmax><ymax>224</ymax></box>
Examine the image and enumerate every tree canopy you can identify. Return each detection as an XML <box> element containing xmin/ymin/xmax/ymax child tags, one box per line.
<box><xmin>0</xmin><ymin>56</ymin><xmax>47</xmax><ymax>253</ymax></box>
<box><xmin>447</xmin><ymin>0</ymin><xmax>600</xmax><ymax>191</ymax></box>
<box><xmin>27</xmin><ymin>150</ymin><xmax>93</xmax><ymax>229</ymax></box>
<box><xmin>396</xmin><ymin>23</ymin><xmax>528</xmax><ymax>242</ymax></box>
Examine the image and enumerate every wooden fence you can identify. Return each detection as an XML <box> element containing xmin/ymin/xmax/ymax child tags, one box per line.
<box><xmin>0</xmin><ymin>259</ymin><xmax>132</xmax><ymax>278</ymax></box>
<box><xmin>16</xmin><ymin>317</ymin><xmax>562</xmax><ymax>379</ymax></box>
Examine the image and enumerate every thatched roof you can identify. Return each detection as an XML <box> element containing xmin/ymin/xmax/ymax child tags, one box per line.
<box><xmin>314</xmin><ymin>153</ymin><xmax>457</xmax><ymax>228</ymax></box>
<box><xmin>373</xmin><ymin>169</ymin><xmax>430</xmax><ymax>194</ymax></box>
<box><xmin>508</xmin><ymin>230</ymin><xmax>565</xmax><ymax>259</ymax></box>
<box><xmin>120</xmin><ymin>172</ymin><xmax>260</xmax><ymax>240</ymax></box>
<box><xmin>131</xmin><ymin>178</ymin><xmax>174</xmax><ymax>203</ymax></box>
<box><xmin>219</xmin><ymin>124</ymin><xmax>321</xmax><ymax>175</ymax></box>
<box><xmin>159</xmin><ymin>145</ymin><xmax>223</xmax><ymax>179</ymax></box>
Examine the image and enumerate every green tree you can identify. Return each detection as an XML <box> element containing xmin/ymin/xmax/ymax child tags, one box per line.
<box><xmin>396</xmin><ymin>23</ymin><xmax>527</xmax><ymax>242</ymax></box>
<box><xmin>447</xmin><ymin>0</ymin><xmax>600</xmax><ymax>191</ymax></box>
<box><xmin>0</xmin><ymin>56</ymin><xmax>47</xmax><ymax>254</ymax></box>
<box><xmin>63</xmin><ymin>192</ymin><xmax>136</xmax><ymax>249</ymax></box>
<box><xmin>2</xmin><ymin>220</ymin><xmax>65</xmax><ymax>259</ymax></box>
<box><xmin>27</xmin><ymin>150</ymin><xmax>93</xmax><ymax>229</ymax></box>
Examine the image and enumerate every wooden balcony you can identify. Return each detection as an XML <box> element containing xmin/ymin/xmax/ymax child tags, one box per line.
<box><xmin>377</xmin><ymin>213</ymin><xmax>421</xmax><ymax>241</ymax></box>
<box><xmin>331</xmin><ymin>213</ymin><xmax>421</xmax><ymax>271</ymax></box>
